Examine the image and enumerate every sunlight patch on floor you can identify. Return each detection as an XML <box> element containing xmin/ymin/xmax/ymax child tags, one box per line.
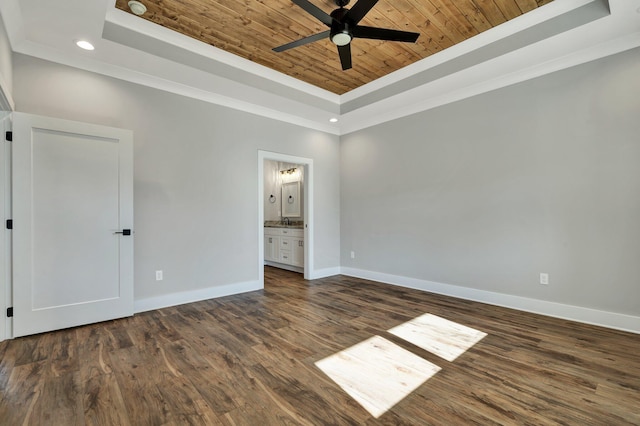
<box><xmin>388</xmin><ymin>313</ymin><xmax>487</xmax><ymax>362</ymax></box>
<box><xmin>315</xmin><ymin>335</ymin><xmax>441</xmax><ymax>418</ymax></box>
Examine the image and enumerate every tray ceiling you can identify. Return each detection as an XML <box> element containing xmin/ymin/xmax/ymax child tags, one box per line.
<box><xmin>114</xmin><ymin>0</ymin><xmax>553</xmax><ymax>94</ymax></box>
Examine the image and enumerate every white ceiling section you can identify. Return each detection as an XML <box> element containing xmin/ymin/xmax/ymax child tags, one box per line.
<box><xmin>1</xmin><ymin>0</ymin><xmax>639</xmax><ymax>135</ymax></box>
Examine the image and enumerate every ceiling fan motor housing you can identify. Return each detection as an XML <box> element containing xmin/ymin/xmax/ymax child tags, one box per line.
<box><xmin>330</xmin><ymin>8</ymin><xmax>353</xmax><ymax>46</ymax></box>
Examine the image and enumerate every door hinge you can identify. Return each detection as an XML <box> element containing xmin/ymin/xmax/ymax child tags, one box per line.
<box><xmin>5</xmin><ymin>131</ymin><xmax>12</xmax><ymax>142</ymax></box>
<box><xmin>6</xmin><ymin>307</ymin><xmax>13</xmax><ymax>317</ymax></box>
<box><xmin>5</xmin><ymin>219</ymin><xmax>12</xmax><ymax>229</ymax></box>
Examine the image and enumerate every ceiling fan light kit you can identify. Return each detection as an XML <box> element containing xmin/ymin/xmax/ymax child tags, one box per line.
<box><xmin>331</xmin><ymin>32</ymin><xmax>352</xmax><ymax>46</ymax></box>
<box><xmin>273</xmin><ymin>0</ymin><xmax>419</xmax><ymax>70</ymax></box>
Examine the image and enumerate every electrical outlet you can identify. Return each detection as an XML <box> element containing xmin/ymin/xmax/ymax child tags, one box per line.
<box><xmin>156</xmin><ymin>270</ymin><xmax>163</xmax><ymax>281</ymax></box>
<box><xmin>539</xmin><ymin>273</ymin><xmax>549</xmax><ymax>285</ymax></box>
<box><xmin>350</xmin><ymin>251</ymin><xmax>355</xmax><ymax>259</ymax></box>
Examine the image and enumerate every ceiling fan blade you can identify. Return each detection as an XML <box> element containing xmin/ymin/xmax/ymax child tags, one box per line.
<box><xmin>345</xmin><ymin>0</ymin><xmax>379</xmax><ymax>25</ymax></box>
<box><xmin>337</xmin><ymin>44</ymin><xmax>352</xmax><ymax>70</ymax></box>
<box><xmin>291</xmin><ymin>0</ymin><xmax>335</xmax><ymax>26</ymax></box>
<box><xmin>273</xmin><ymin>30</ymin><xmax>330</xmax><ymax>52</ymax></box>
<box><xmin>352</xmin><ymin>25</ymin><xmax>419</xmax><ymax>43</ymax></box>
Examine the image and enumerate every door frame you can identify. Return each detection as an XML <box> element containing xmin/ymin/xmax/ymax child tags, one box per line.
<box><xmin>258</xmin><ymin>150</ymin><xmax>313</xmax><ymax>286</ymax></box>
<box><xmin>0</xmin><ymin>112</ymin><xmax>9</xmax><ymax>342</ymax></box>
<box><xmin>0</xmin><ymin>79</ymin><xmax>12</xmax><ymax>341</ymax></box>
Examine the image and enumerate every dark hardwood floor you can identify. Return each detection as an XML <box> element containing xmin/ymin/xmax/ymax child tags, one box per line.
<box><xmin>1</xmin><ymin>266</ymin><xmax>639</xmax><ymax>425</ymax></box>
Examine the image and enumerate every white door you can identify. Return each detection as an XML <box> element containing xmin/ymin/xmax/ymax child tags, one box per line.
<box><xmin>12</xmin><ymin>113</ymin><xmax>133</xmax><ymax>337</ymax></box>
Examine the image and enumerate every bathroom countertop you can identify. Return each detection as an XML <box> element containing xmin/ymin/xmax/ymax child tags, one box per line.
<box><xmin>264</xmin><ymin>220</ymin><xmax>304</xmax><ymax>229</ymax></box>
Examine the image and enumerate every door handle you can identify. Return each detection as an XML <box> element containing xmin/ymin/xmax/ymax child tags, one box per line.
<box><xmin>114</xmin><ymin>229</ymin><xmax>132</xmax><ymax>236</ymax></box>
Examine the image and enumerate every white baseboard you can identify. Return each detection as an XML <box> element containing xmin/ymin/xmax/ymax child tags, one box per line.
<box><xmin>134</xmin><ymin>280</ymin><xmax>262</xmax><ymax>313</ymax></box>
<box><xmin>309</xmin><ymin>267</ymin><xmax>341</xmax><ymax>279</ymax></box>
<box><xmin>264</xmin><ymin>261</ymin><xmax>303</xmax><ymax>274</ymax></box>
<box><xmin>264</xmin><ymin>262</ymin><xmax>341</xmax><ymax>279</ymax></box>
<box><xmin>340</xmin><ymin>267</ymin><xmax>640</xmax><ymax>335</ymax></box>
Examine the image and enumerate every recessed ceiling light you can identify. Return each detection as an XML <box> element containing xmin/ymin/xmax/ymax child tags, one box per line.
<box><xmin>75</xmin><ymin>40</ymin><xmax>95</xmax><ymax>51</ymax></box>
<box><xmin>128</xmin><ymin>1</ymin><xmax>147</xmax><ymax>16</ymax></box>
<box><xmin>329</xmin><ymin>118</ymin><xmax>338</xmax><ymax>123</ymax></box>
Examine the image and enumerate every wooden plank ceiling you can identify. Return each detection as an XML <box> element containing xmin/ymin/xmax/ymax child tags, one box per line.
<box><xmin>115</xmin><ymin>0</ymin><xmax>553</xmax><ymax>94</ymax></box>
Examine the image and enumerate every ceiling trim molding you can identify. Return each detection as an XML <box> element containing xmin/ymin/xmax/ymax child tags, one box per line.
<box><xmin>339</xmin><ymin>0</ymin><xmax>610</xmax><ymax>114</ymax></box>
<box><xmin>101</xmin><ymin>16</ymin><xmax>340</xmax><ymax>114</ymax></box>
<box><xmin>11</xmin><ymin>28</ymin><xmax>638</xmax><ymax>136</ymax></box>
<box><xmin>104</xmin><ymin>8</ymin><xmax>340</xmax><ymax>104</ymax></box>
<box><xmin>13</xmin><ymin>40</ymin><xmax>340</xmax><ymax>135</ymax></box>
<box><xmin>340</xmin><ymin>0</ymin><xmax>599</xmax><ymax>103</ymax></box>
<box><xmin>339</xmin><ymin>31</ymin><xmax>640</xmax><ymax>135</ymax></box>
<box><xmin>3</xmin><ymin>0</ymin><xmax>638</xmax><ymax>136</ymax></box>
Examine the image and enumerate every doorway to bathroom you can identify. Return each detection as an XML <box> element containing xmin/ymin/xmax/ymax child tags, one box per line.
<box><xmin>257</xmin><ymin>151</ymin><xmax>313</xmax><ymax>287</ymax></box>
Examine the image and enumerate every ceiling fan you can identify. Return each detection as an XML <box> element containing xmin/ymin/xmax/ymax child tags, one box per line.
<box><xmin>273</xmin><ymin>0</ymin><xmax>420</xmax><ymax>70</ymax></box>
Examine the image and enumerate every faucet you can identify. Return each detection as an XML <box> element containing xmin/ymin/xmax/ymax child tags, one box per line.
<box><xmin>283</xmin><ymin>217</ymin><xmax>290</xmax><ymax>226</ymax></box>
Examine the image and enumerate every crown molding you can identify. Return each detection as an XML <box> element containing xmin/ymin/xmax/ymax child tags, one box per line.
<box><xmin>2</xmin><ymin>0</ymin><xmax>638</xmax><ymax>135</ymax></box>
<box><xmin>340</xmin><ymin>0</ymin><xmax>599</xmax><ymax>103</ymax></box>
<box><xmin>12</xmin><ymin>38</ymin><xmax>342</xmax><ymax>134</ymax></box>
<box><xmin>339</xmin><ymin>31</ymin><xmax>640</xmax><ymax>134</ymax></box>
<box><xmin>104</xmin><ymin>8</ymin><xmax>340</xmax><ymax>105</ymax></box>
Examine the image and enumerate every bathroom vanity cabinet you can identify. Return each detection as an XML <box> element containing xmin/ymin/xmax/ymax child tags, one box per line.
<box><xmin>265</xmin><ymin>227</ymin><xmax>304</xmax><ymax>269</ymax></box>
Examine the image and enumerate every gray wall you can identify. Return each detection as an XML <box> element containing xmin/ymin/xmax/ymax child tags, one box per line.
<box><xmin>11</xmin><ymin>47</ymin><xmax>640</xmax><ymax>318</ymax></box>
<box><xmin>0</xmin><ymin>14</ymin><xmax>12</xmax><ymax>108</ymax></box>
<box><xmin>341</xmin><ymin>47</ymin><xmax>640</xmax><ymax>316</ymax></box>
<box><xmin>13</xmin><ymin>54</ymin><xmax>341</xmax><ymax>302</ymax></box>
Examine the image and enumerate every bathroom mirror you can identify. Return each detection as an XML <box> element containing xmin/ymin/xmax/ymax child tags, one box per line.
<box><xmin>281</xmin><ymin>181</ymin><xmax>301</xmax><ymax>217</ymax></box>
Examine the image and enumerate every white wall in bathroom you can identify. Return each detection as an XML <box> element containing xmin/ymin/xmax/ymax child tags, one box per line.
<box><xmin>264</xmin><ymin>159</ymin><xmax>304</xmax><ymax>222</ymax></box>
<box><xmin>264</xmin><ymin>160</ymin><xmax>280</xmax><ymax>221</ymax></box>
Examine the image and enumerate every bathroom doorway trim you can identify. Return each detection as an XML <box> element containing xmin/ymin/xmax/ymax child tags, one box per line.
<box><xmin>258</xmin><ymin>150</ymin><xmax>313</xmax><ymax>286</ymax></box>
